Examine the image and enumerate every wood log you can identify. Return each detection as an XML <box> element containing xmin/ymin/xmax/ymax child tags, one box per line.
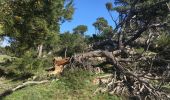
<box><xmin>47</xmin><ymin>57</ymin><xmax>70</xmax><ymax>76</ymax></box>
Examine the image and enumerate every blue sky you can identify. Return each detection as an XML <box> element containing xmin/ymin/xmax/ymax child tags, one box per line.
<box><xmin>60</xmin><ymin>0</ymin><xmax>118</xmax><ymax>36</ymax></box>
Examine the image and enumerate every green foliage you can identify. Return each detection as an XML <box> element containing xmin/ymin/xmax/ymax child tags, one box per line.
<box><xmin>92</xmin><ymin>17</ymin><xmax>114</xmax><ymax>40</ymax></box>
<box><xmin>110</xmin><ymin>0</ymin><xmax>170</xmax><ymax>43</ymax></box>
<box><xmin>102</xmin><ymin>26</ymin><xmax>114</xmax><ymax>38</ymax></box>
<box><xmin>73</xmin><ymin>25</ymin><xmax>88</xmax><ymax>35</ymax></box>
<box><xmin>1</xmin><ymin>53</ymin><xmax>53</xmax><ymax>78</ymax></box>
<box><xmin>58</xmin><ymin>32</ymin><xmax>88</xmax><ymax>57</ymax></box>
<box><xmin>93</xmin><ymin>17</ymin><xmax>109</xmax><ymax>34</ymax></box>
<box><xmin>112</xmin><ymin>0</ymin><xmax>169</xmax><ymax>24</ymax></box>
<box><xmin>61</xmin><ymin>68</ymin><xmax>93</xmax><ymax>90</ymax></box>
<box><xmin>0</xmin><ymin>0</ymin><xmax>74</xmax><ymax>56</ymax></box>
<box><xmin>0</xmin><ymin>55</ymin><xmax>15</xmax><ymax>63</ymax></box>
<box><xmin>156</xmin><ymin>33</ymin><xmax>170</xmax><ymax>48</ymax></box>
<box><xmin>106</xmin><ymin>2</ymin><xmax>113</xmax><ymax>11</ymax></box>
<box><xmin>0</xmin><ymin>24</ymin><xmax>4</xmax><ymax>36</ymax></box>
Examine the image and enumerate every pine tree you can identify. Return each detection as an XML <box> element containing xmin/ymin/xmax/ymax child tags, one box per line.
<box><xmin>92</xmin><ymin>17</ymin><xmax>114</xmax><ymax>40</ymax></box>
<box><xmin>73</xmin><ymin>25</ymin><xmax>88</xmax><ymax>35</ymax></box>
<box><xmin>0</xmin><ymin>0</ymin><xmax>74</xmax><ymax>57</ymax></box>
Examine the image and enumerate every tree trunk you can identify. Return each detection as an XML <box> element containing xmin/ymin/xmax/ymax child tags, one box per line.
<box><xmin>118</xmin><ymin>33</ymin><xmax>124</xmax><ymax>49</ymax></box>
<box><xmin>118</xmin><ymin>13</ymin><xmax>124</xmax><ymax>50</ymax></box>
<box><xmin>64</xmin><ymin>47</ymin><xmax>67</xmax><ymax>58</ymax></box>
<box><xmin>37</xmin><ymin>43</ymin><xmax>43</xmax><ymax>58</ymax></box>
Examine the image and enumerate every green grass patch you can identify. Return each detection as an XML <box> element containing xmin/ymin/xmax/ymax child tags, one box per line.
<box><xmin>3</xmin><ymin>69</ymin><xmax>121</xmax><ymax>100</ymax></box>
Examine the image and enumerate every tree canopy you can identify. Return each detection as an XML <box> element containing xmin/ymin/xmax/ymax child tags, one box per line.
<box><xmin>73</xmin><ymin>25</ymin><xmax>88</xmax><ymax>35</ymax></box>
<box><xmin>0</xmin><ymin>0</ymin><xmax>74</xmax><ymax>57</ymax></box>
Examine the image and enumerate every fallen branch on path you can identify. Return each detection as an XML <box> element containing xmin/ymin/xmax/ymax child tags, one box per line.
<box><xmin>0</xmin><ymin>80</ymin><xmax>49</xmax><ymax>99</ymax></box>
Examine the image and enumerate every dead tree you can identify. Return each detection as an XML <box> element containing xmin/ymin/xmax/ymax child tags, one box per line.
<box><xmin>70</xmin><ymin>50</ymin><xmax>170</xmax><ymax>99</ymax></box>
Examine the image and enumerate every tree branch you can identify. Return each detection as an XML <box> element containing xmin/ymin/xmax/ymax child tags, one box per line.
<box><xmin>0</xmin><ymin>80</ymin><xmax>49</xmax><ymax>99</ymax></box>
<box><xmin>124</xmin><ymin>27</ymin><xmax>147</xmax><ymax>46</ymax></box>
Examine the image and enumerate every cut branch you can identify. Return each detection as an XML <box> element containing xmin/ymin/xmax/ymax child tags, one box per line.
<box><xmin>0</xmin><ymin>80</ymin><xmax>49</xmax><ymax>99</ymax></box>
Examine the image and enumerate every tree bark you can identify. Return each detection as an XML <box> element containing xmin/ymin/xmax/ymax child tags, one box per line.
<box><xmin>118</xmin><ymin>32</ymin><xmax>124</xmax><ymax>49</ymax></box>
<box><xmin>37</xmin><ymin>43</ymin><xmax>43</xmax><ymax>58</ymax></box>
<box><xmin>64</xmin><ymin>47</ymin><xmax>68</xmax><ymax>58</ymax></box>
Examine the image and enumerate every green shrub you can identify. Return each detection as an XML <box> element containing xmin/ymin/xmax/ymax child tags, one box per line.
<box><xmin>1</xmin><ymin>53</ymin><xmax>53</xmax><ymax>78</ymax></box>
<box><xmin>61</xmin><ymin>68</ymin><xmax>94</xmax><ymax>90</ymax></box>
<box><xmin>156</xmin><ymin>33</ymin><xmax>170</xmax><ymax>48</ymax></box>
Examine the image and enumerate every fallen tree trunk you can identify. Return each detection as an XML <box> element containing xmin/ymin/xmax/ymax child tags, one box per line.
<box><xmin>44</xmin><ymin>49</ymin><xmax>169</xmax><ymax>99</ymax></box>
<box><xmin>0</xmin><ymin>80</ymin><xmax>49</xmax><ymax>99</ymax></box>
<box><xmin>74</xmin><ymin>50</ymin><xmax>126</xmax><ymax>72</ymax></box>
<box><xmin>72</xmin><ymin>50</ymin><xmax>170</xmax><ymax>99</ymax></box>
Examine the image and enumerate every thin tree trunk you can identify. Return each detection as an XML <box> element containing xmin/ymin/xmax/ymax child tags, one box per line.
<box><xmin>118</xmin><ymin>33</ymin><xmax>124</xmax><ymax>49</ymax></box>
<box><xmin>37</xmin><ymin>43</ymin><xmax>43</xmax><ymax>58</ymax></box>
<box><xmin>118</xmin><ymin>13</ymin><xmax>124</xmax><ymax>50</ymax></box>
<box><xmin>64</xmin><ymin>47</ymin><xmax>67</xmax><ymax>58</ymax></box>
